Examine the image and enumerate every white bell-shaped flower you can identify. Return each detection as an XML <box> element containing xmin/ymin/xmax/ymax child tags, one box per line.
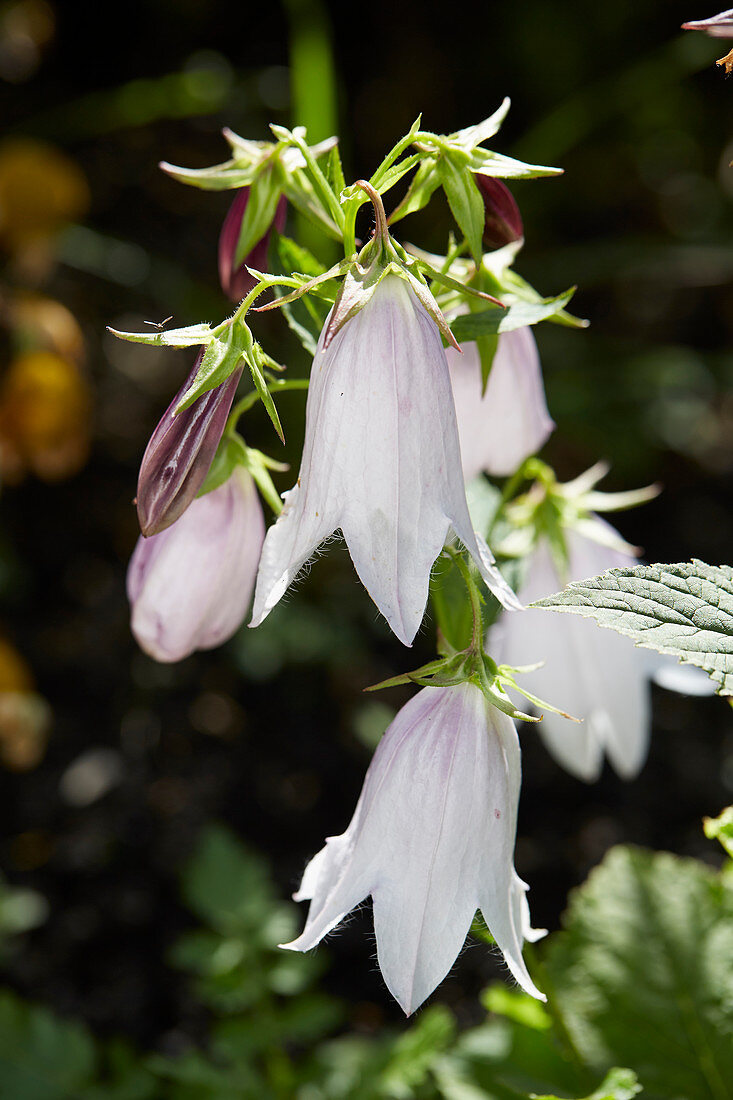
<box><xmin>281</xmin><ymin>681</ymin><xmax>545</xmax><ymax>1015</ymax></box>
<box><xmin>492</xmin><ymin>522</ymin><xmax>651</xmax><ymax>781</ymax></box>
<box><xmin>128</xmin><ymin>467</ymin><xmax>264</xmax><ymax>662</ymax></box>
<box><xmin>251</xmin><ymin>274</ymin><xmax>520</xmax><ymax>646</ymax></box>
<box><xmin>447</xmin><ymin>326</ymin><xmax>554</xmax><ymax>480</ymax></box>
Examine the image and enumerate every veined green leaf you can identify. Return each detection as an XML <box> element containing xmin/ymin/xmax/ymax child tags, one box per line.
<box><xmin>532</xmin><ymin>559</ymin><xmax>733</xmax><ymax>696</ymax></box>
<box><xmin>545</xmin><ymin>846</ymin><xmax>733</xmax><ymax>1098</ymax></box>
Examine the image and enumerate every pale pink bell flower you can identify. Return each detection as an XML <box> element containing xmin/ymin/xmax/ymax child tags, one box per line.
<box><xmin>447</xmin><ymin>326</ymin><xmax>554</xmax><ymax>480</ymax></box>
<box><xmin>491</xmin><ymin>521</ymin><xmax>651</xmax><ymax>781</ymax></box>
<box><xmin>282</xmin><ymin>681</ymin><xmax>545</xmax><ymax>1015</ymax></box>
<box><xmin>250</xmin><ymin>274</ymin><xmax>521</xmax><ymax>646</ymax></box>
<box><xmin>128</xmin><ymin>467</ymin><xmax>264</xmax><ymax>662</ymax></box>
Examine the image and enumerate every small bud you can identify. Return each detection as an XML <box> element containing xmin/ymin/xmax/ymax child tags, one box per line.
<box><xmin>136</xmin><ymin>351</ymin><xmax>242</xmax><ymax>537</ymax></box>
<box><xmin>218</xmin><ymin>189</ymin><xmax>287</xmax><ymax>302</ymax></box>
<box><xmin>476</xmin><ymin>176</ymin><xmax>523</xmax><ymax>249</ymax></box>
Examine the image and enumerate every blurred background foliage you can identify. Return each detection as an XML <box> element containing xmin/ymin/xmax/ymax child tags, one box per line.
<box><xmin>0</xmin><ymin>0</ymin><xmax>731</xmax><ymax>1093</ymax></box>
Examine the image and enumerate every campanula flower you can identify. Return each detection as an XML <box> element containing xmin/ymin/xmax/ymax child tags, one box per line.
<box><xmin>447</xmin><ymin>326</ymin><xmax>554</xmax><ymax>480</ymax></box>
<box><xmin>251</xmin><ymin>273</ymin><xmax>521</xmax><ymax>646</ymax></box>
<box><xmin>281</xmin><ymin>681</ymin><xmax>545</xmax><ymax>1015</ymax></box>
<box><xmin>492</xmin><ymin>522</ymin><xmax>651</xmax><ymax>781</ymax></box>
<box><xmin>128</xmin><ymin>467</ymin><xmax>264</xmax><ymax>662</ymax></box>
<box><xmin>136</xmin><ymin>351</ymin><xmax>242</xmax><ymax>536</ymax></box>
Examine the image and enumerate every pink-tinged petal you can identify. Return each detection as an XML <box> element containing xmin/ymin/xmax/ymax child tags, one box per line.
<box><xmin>128</xmin><ymin>468</ymin><xmax>264</xmax><ymax>662</ymax></box>
<box><xmin>682</xmin><ymin>8</ymin><xmax>733</xmax><ymax>36</ymax></box>
<box><xmin>283</xmin><ymin>683</ymin><xmax>543</xmax><ymax>1014</ymax></box>
<box><xmin>448</xmin><ymin>328</ymin><xmax>554</xmax><ymax>480</ymax></box>
<box><xmin>251</xmin><ymin>275</ymin><xmax>520</xmax><ymax>644</ymax></box>
<box><xmin>218</xmin><ymin>191</ymin><xmax>287</xmax><ymax>302</ymax></box>
<box><xmin>490</xmin><ymin>522</ymin><xmax>651</xmax><ymax>782</ymax></box>
<box><xmin>137</xmin><ymin>354</ymin><xmax>242</xmax><ymax>536</ymax></box>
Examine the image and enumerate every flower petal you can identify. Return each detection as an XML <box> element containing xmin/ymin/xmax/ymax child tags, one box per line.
<box><xmin>130</xmin><ymin>468</ymin><xmax>264</xmax><ymax>661</ymax></box>
<box><xmin>448</xmin><ymin>328</ymin><xmax>554</xmax><ymax>480</ymax></box>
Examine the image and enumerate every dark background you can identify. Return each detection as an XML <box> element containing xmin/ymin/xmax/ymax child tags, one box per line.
<box><xmin>0</xmin><ymin>0</ymin><xmax>730</xmax><ymax>1044</ymax></box>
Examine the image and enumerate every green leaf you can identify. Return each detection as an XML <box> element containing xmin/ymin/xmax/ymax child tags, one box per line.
<box><xmin>450</xmin><ymin>290</ymin><xmax>576</xmax><ymax>341</ymax></box>
<box><xmin>0</xmin><ymin>989</ymin><xmax>96</xmax><ymax>1100</ymax></box>
<box><xmin>106</xmin><ymin>322</ymin><xmax>216</xmax><ymax>347</ymax></box>
<box><xmin>532</xmin><ymin>1067</ymin><xmax>642</xmax><ymax>1100</ymax></box>
<box><xmin>379</xmin><ymin>1005</ymin><xmax>456</xmax><ymax>1098</ymax></box>
<box><xmin>175</xmin><ymin>325</ymin><xmax>245</xmax><ymax>413</ymax></box>
<box><xmin>438</xmin><ymin>156</ymin><xmax>485</xmax><ymax>262</ymax></box>
<box><xmin>544</xmin><ymin>846</ymin><xmax>733</xmax><ymax>1099</ymax></box>
<box><xmin>531</xmin><ymin>560</ymin><xmax>733</xmax><ymax>696</ymax></box>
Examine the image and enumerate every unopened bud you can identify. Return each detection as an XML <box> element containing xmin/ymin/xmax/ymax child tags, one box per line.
<box><xmin>218</xmin><ymin>189</ymin><xmax>287</xmax><ymax>302</ymax></box>
<box><xmin>136</xmin><ymin>351</ymin><xmax>242</xmax><ymax>537</ymax></box>
<box><xmin>476</xmin><ymin>176</ymin><xmax>523</xmax><ymax>249</ymax></box>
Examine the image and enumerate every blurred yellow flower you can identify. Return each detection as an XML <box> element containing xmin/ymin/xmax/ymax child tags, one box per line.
<box><xmin>0</xmin><ymin>348</ymin><xmax>91</xmax><ymax>481</ymax></box>
<box><xmin>8</xmin><ymin>292</ymin><xmax>85</xmax><ymax>364</ymax></box>
<box><xmin>0</xmin><ymin>138</ymin><xmax>89</xmax><ymax>253</ymax></box>
<box><xmin>0</xmin><ymin>637</ymin><xmax>50</xmax><ymax>771</ymax></box>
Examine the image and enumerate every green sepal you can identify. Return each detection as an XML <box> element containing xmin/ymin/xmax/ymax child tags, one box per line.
<box><xmin>233</xmin><ymin>168</ymin><xmax>283</xmax><ymax>266</ymax></box>
<box><xmin>497</xmin><ymin>664</ymin><xmax>580</xmax><ymax>722</ymax></box>
<box><xmin>197</xmin><ymin>433</ymin><xmax>248</xmax><ymax>497</ymax></box>
<box><xmin>325</xmin><ymin>143</ymin><xmax>346</xmax><ymax>200</ymax></box>
<box><xmin>450</xmin><ymin>288</ymin><xmax>577</xmax><ymax>341</ymax></box>
<box><xmin>468</xmin><ymin>148</ymin><xmax>563</xmax><ymax>180</ymax></box>
<box><xmin>369</xmin><ymin>115</ymin><xmax>423</xmax><ymax>191</ymax></box>
<box><xmin>242</xmin><ymin>446</ymin><xmax>287</xmax><ymax>515</ymax></box>
<box><xmin>387</xmin><ymin>160</ymin><xmax>441</xmax><ymax>224</ymax></box>
<box><xmin>247</xmin><ymin>343</ymin><xmax>285</xmax><ymax>443</ymax></box>
<box><xmin>106</xmin><ymin>322</ymin><xmax>217</xmax><ymax>347</ymax></box>
<box><xmin>437</xmin><ymin>155</ymin><xmax>485</xmax><ymax>263</ymax></box>
<box><xmin>159</xmin><ymin>158</ymin><xmax>258</xmax><ymax>191</ymax></box>
<box><xmin>175</xmin><ymin>322</ymin><xmax>247</xmax><ymax>413</ymax></box>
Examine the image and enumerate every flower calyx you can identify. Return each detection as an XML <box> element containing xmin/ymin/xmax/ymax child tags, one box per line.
<box><xmin>160</xmin><ymin>125</ymin><xmax>341</xmax><ymax>249</ymax></box>
<box><xmin>498</xmin><ymin>459</ymin><xmax>661</xmax><ymax>581</ymax></box>
<box><xmin>365</xmin><ymin>646</ymin><xmax>577</xmax><ymax>726</ymax></box>
<box><xmin>388</xmin><ymin>100</ymin><xmax>562</xmax><ymax>261</ymax></box>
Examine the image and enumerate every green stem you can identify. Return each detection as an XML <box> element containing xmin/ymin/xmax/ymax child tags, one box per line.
<box><xmin>448</xmin><ymin>549</ymin><xmax>484</xmax><ymax>653</ymax></box>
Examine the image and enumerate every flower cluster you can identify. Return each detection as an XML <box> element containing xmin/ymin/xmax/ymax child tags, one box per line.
<box><xmin>111</xmin><ymin>109</ymin><xmax>670</xmax><ymax>1014</ymax></box>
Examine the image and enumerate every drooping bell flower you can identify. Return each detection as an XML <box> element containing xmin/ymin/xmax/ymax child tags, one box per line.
<box><xmin>250</xmin><ymin>273</ymin><xmax>521</xmax><ymax>646</ymax></box>
<box><xmin>491</xmin><ymin>521</ymin><xmax>651</xmax><ymax>782</ymax></box>
<box><xmin>128</xmin><ymin>467</ymin><xmax>264</xmax><ymax>662</ymax></box>
<box><xmin>218</xmin><ymin>189</ymin><xmax>287</xmax><ymax>302</ymax></box>
<box><xmin>447</xmin><ymin>326</ymin><xmax>554</xmax><ymax>480</ymax></box>
<box><xmin>475</xmin><ymin>176</ymin><xmax>524</xmax><ymax>249</ymax></box>
<box><xmin>281</xmin><ymin>681</ymin><xmax>545</xmax><ymax>1015</ymax></box>
<box><xmin>136</xmin><ymin>351</ymin><xmax>243</xmax><ymax>537</ymax></box>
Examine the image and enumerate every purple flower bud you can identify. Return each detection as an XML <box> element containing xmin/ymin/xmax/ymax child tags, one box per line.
<box><xmin>128</xmin><ymin>467</ymin><xmax>265</xmax><ymax>663</ymax></box>
<box><xmin>218</xmin><ymin>189</ymin><xmax>287</xmax><ymax>302</ymax></box>
<box><xmin>136</xmin><ymin>352</ymin><xmax>242</xmax><ymax>538</ymax></box>
<box><xmin>475</xmin><ymin>176</ymin><xmax>524</xmax><ymax>249</ymax></box>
